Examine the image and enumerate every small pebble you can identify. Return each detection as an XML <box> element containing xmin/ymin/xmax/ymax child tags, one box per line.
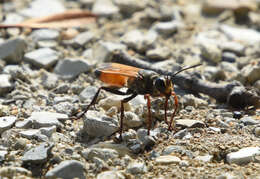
<box><xmin>155</xmin><ymin>155</ymin><xmax>181</xmax><ymax>164</ymax></box>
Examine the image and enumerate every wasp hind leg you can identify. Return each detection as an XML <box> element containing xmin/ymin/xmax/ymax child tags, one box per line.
<box><xmin>119</xmin><ymin>93</ymin><xmax>138</xmax><ymax>140</ymax></box>
<box><xmin>77</xmin><ymin>86</ymin><xmax>133</xmax><ymax>119</ymax></box>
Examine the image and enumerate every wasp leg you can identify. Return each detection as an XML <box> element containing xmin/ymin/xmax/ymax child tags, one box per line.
<box><xmin>77</xmin><ymin>86</ymin><xmax>132</xmax><ymax>119</ymax></box>
<box><xmin>168</xmin><ymin>91</ymin><xmax>178</xmax><ymax>131</ymax></box>
<box><xmin>120</xmin><ymin>93</ymin><xmax>138</xmax><ymax>140</ymax></box>
<box><xmin>144</xmin><ymin>94</ymin><xmax>151</xmax><ymax>135</ymax></box>
<box><xmin>164</xmin><ymin>96</ymin><xmax>169</xmax><ymax>125</ymax></box>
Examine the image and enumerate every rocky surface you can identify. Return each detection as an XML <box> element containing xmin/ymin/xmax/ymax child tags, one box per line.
<box><xmin>0</xmin><ymin>0</ymin><xmax>260</xmax><ymax>178</ymax></box>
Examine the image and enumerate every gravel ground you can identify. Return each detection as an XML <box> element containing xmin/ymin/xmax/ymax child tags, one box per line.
<box><xmin>0</xmin><ymin>0</ymin><xmax>260</xmax><ymax>178</ymax></box>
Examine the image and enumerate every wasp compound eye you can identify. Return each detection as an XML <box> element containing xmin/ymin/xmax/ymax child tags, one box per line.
<box><xmin>155</xmin><ymin>77</ymin><xmax>166</xmax><ymax>92</ymax></box>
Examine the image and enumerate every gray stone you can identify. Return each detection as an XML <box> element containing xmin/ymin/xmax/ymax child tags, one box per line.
<box><xmin>71</xmin><ymin>84</ymin><xmax>85</xmax><ymax>94</ymax></box>
<box><xmin>195</xmin><ymin>30</ymin><xmax>227</xmax><ymax>47</ymax></box>
<box><xmin>22</xmin><ymin>143</ymin><xmax>54</xmax><ymax>164</ymax></box>
<box><xmin>217</xmin><ymin>119</ymin><xmax>230</xmax><ymax>128</ymax></box>
<box><xmin>201</xmin><ymin>44</ymin><xmax>222</xmax><ymax>63</ymax></box>
<box><xmin>122</xmin><ymin>129</ymin><xmax>137</xmax><ymax>141</ymax></box>
<box><xmin>97</xmin><ymin>171</ymin><xmax>125</xmax><ymax>179</ymax></box>
<box><xmin>15</xmin><ymin>119</ymin><xmax>33</xmax><ymax>129</ymax></box>
<box><xmin>114</xmin><ymin>0</ymin><xmax>146</xmax><ymax>15</ymax></box>
<box><xmin>82</xmin><ymin>148</ymin><xmax>119</xmax><ymax>161</ymax></box>
<box><xmin>220</xmin><ymin>25</ymin><xmax>260</xmax><ymax>45</ymax></box>
<box><xmin>53</xmin><ymin>102</ymin><xmax>75</xmax><ymax>115</ymax></box>
<box><xmin>0</xmin><ymin>74</ymin><xmax>13</xmax><ymax>95</ymax></box>
<box><xmin>29</xmin><ymin>111</ymin><xmax>67</xmax><ymax>129</ymax></box>
<box><xmin>24</xmin><ymin>48</ymin><xmax>60</xmax><ymax>68</ymax></box>
<box><xmin>129</xmin><ymin>95</ymin><xmax>146</xmax><ymax>106</ymax></box>
<box><xmin>222</xmin><ymin>52</ymin><xmax>237</xmax><ymax>63</ymax></box>
<box><xmin>92</xmin><ymin>157</ymin><xmax>109</xmax><ymax>171</ymax></box>
<box><xmin>0</xmin><ymin>116</ymin><xmax>16</xmax><ymax>134</ymax></box>
<box><xmin>79</xmin><ymin>86</ymin><xmax>98</xmax><ymax>101</ymax></box>
<box><xmin>162</xmin><ymin>145</ymin><xmax>194</xmax><ymax>158</ymax></box>
<box><xmin>185</xmin><ymin>106</ymin><xmax>194</xmax><ymax>112</ymax></box>
<box><xmin>173</xmin><ymin>129</ymin><xmax>191</xmax><ymax>139</ymax></box>
<box><xmin>92</xmin><ymin>0</ymin><xmax>119</xmax><ymax>17</ymax></box>
<box><xmin>13</xmin><ymin>138</ymin><xmax>28</xmax><ymax>150</ymax></box>
<box><xmin>53</xmin><ymin>96</ymin><xmax>74</xmax><ymax>104</ymax></box>
<box><xmin>121</xmin><ymin>30</ymin><xmax>157</xmax><ymax>52</ymax></box>
<box><xmin>3</xmin><ymin>13</ymin><xmax>24</xmax><ymax>24</ymax></box>
<box><xmin>39</xmin><ymin>126</ymin><xmax>56</xmax><ymax>138</ymax></box>
<box><xmin>181</xmin><ymin>94</ymin><xmax>208</xmax><ymax>108</ymax></box>
<box><xmin>155</xmin><ymin>155</ymin><xmax>181</xmax><ymax>164</ymax></box>
<box><xmin>99</xmin><ymin>95</ymin><xmax>132</xmax><ymax>111</ymax></box>
<box><xmin>30</xmin><ymin>29</ymin><xmax>60</xmax><ymax>41</ymax></box>
<box><xmin>0</xmin><ymin>150</ymin><xmax>7</xmax><ymax>161</ymax></box>
<box><xmin>204</xmin><ymin>66</ymin><xmax>226</xmax><ymax>81</ymax></box>
<box><xmin>146</xmin><ymin>47</ymin><xmax>171</xmax><ymax>60</ymax></box>
<box><xmin>3</xmin><ymin>65</ymin><xmax>29</xmax><ymax>82</ymax></box>
<box><xmin>226</xmin><ymin>147</ymin><xmax>260</xmax><ymax>165</ymax></box>
<box><xmin>73</xmin><ymin>31</ymin><xmax>95</xmax><ymax>47</ymax></box>
<box><xmin>240</xmin><ymin>117</ymin><xmax>259</xmax><ymax>126</ymax></box>
<box><xmin>93</xmin><ymin>41</ymin><xmax>127</xmax><ymax>62</ymax></box>
<box><xmin>219</xmin><ymin>41</ymin><xmax>245</xmax><ymax>56</ymax></box>
<box><xmin>254</xmin><ymin>127</ymin><xmax>260</xmax><ymax>137</ymax></box>
<box><xmin>124</xmin><ymin>111</ymin><xmax>143</xmax><ymax>128</ymax></box>
<box><xmin>216</xmin><ymin>173</ymin><xmax>238</xmax><ymax>179</ymax></box>
<box><xmin>54</xmin><ymin>58</ymin><xmax>91</xmax><ymax>80</ymax></box>
<box><xmin>254</xmin><ymin>80</ymin><xmax>260</xmax><ymax>91</ymax></box>
<box><xmin>53</xmin><ymin>83</ymin><xmax>70</xmax><ymax>94</ymax></box>
<box><xmin>137</xmin><ymin>128</ymin><xmax>154</xmax><ymax>143</ymax></box>
<box><xmin>82</xmin><ymin>110</ymin><xmax>118</xmax><ymax>137</ymax></box>
<box><xmin>82</xmin><ymin>48</ymin><xmax>93</xmax><ymax>60</ymax></box>
<box><xmin>45</xmin><ymin>160</ymin><xmax>85</xmax><ymax>179</ymax></box>
<box><xmin>242</xmin><ymin>65</ymin><xmax>260</xmax><ymax>84</ymax></box>
<box><xmin>0</xmin><ymin>167</ymin><xmax>31</xmax><ymax>178</ymax></box>
<box><xmin>19</xmin><ymin>129</ymin><xmax>41</xmax><ymax>139</ymax></box>
<box><xmin>20</xmin><ymin>0</ymin><xmax>65</xmax><ymax>18</ymax></box>
<box><xmin>220</xmin><ymin>62</ymin><xmax>239</xmax><ymax>73</ymax></box>
<box><xmin>126</xmin><ymin>161</ymin><xmax>147</xmax><ymax>174</ymax></box>
<box><xmin>209</xmin><ymin>127</ymin><xmax>221</xmax><ymax>132</ymax></box>
<box><xmin>129</xmin><ymin>141</ymin><xmax>142</xmax><ymax>154</ymax></box>
<box><xmin>41</xmin><ymin>71</ymin><xmax>59</xmax><ymax>90</ymax></box>
<box><xmin>195</xmin><ymin>155</ymin><xmax>213</xmax><ymax>162</ymax></box>
<box><xmin>179</xmin><ymin>160</ymin><xmax>189</xmax><ymax>167</ymax></box>
<box><xmin>37</xmin><ymin>40</ymin><xmax>58</xmax><ymax>48</ymax></box>
<box><xmin>176</xmin><ymin>119</ymin><xmax>205</xmax><ymax>128</ymax></box>
<box><xmin>152</xmin><ymin>21</ymin><xmax>185</xmax><ymax>36</ymax></box>
<box><xmin>0</xmin><ymin>38</ymin><xmax>27</xmax><ymax>63</ymax></box>
<box><xmin>202</xmin><ymin>0</ymin><xmax>256</xmax><ymax>16</ymax></box>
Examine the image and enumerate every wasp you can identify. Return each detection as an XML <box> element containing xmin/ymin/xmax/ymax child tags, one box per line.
<box><xmin>79</xmin><ymin>63</ymin><xmax>201</xmax><ymax>139</ymax></box>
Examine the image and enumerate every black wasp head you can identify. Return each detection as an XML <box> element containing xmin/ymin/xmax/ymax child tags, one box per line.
<box><xmin>155</xmin><ymin>76</ymin><xmax>172</xmax><ymax>96</ymax></box>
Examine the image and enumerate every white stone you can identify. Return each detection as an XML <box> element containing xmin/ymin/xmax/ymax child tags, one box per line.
<box><xmin>155</xmin><ymin>155</ymin><xmax>181</xmax><ymax>164</ymax></box>
<box><xmin>195</xmin><ymin>155</ymin><xmax>213</xmax><ymax>162</ymax></box>
<box><xmin>220</xmin><ymin>25</ymin><xmax>260</xmax><ymax>45</ymax></box>
<box><xmin>92</xmin><ymin>0</ymin><xmax>119</xmax><ymax>16</ymax></box>
<box><xmin>97</xmin><ymin>171</ymin><xmax>125</xmax><ymax>179</ymax></box>
<box><xmin>0</xmin><ymin>116</ymin><xmax>16</xmax><ymax>134</ymax></box>
<box><xmin>226</xmin><ymin>147</ymin><xmax>260</xmax><ymax>165</ymax></box>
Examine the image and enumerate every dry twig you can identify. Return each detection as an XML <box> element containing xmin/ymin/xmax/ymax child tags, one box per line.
<box><xmin>0</xmin><ymin>9</ymin><xmax>97</xmax><ymax>29</ymax></box>
<box><xmin>111</xmin><ymin>50</ymin><xmax>260</xmax><ymax>109</ymax></box>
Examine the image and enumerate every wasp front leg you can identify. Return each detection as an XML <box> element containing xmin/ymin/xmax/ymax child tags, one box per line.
<box><xmin>168</xmin><ymin>91</ymin><xmax>178</xmax><ymax>131</ymax></box>
<box><xmin>144</xmin><ymin>94</ymin><xmax>152</xmax><ymax>135</ymax></box>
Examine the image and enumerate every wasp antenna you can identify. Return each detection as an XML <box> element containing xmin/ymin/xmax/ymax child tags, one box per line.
<box><xmin>172</xmin><ymin>63</ymin><xmax>202</xmax><ymax>77</ymax></box>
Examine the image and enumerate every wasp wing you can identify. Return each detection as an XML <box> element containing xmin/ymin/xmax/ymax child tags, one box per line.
<box><xmin>95</xmin><ymin>63</ymin><xmax>140</xmax><ymax>87</ymax></box>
